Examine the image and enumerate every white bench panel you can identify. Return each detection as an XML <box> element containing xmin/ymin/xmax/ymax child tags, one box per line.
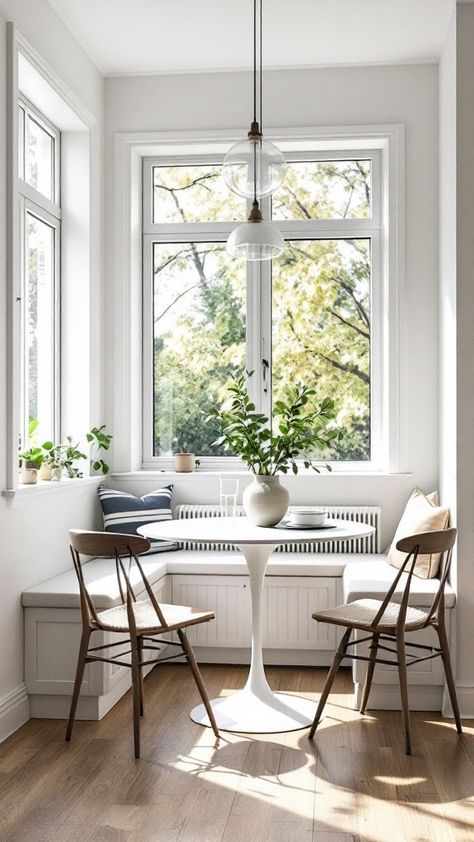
<box><xmin>171</xmin><ymin>575</ymin><xmax>251</xmax><ymax>647</ymax></box>
<box><xmin>25</xmin><ymin>576</ymin><xmax>170</xmax><ymax>701</ymax></box>
<box><xmin>262</xmin><ymin>577</ymin><xmax>337</xmax><ymax>650</ymax></box>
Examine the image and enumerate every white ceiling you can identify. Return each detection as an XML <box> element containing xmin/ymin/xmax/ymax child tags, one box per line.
<box><xmin>46</xmin><ymin>0</ymin><xmax>455</xmax><ymax>77</ymax></box>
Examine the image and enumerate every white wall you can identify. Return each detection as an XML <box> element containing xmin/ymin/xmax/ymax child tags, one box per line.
<box><xmin>451</xmin><ymin>1</ymin><xmax>474</xmax><ymax>716</ymax></box>
<box><xmin>0</xmin><ymin>0</ymin><xmax>104</xmax><ymax>739</ymax></box>
<box><xmin>439</xmin><ymin>13</ymin><xmax>457</xmax><ymax>575</ymax></box>
<box><xmin>104</xmin><ymin>63</ymin><xmax>439</xmax><ymax>542</ymax></box>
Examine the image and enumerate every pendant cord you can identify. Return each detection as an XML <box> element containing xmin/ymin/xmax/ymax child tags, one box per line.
<box><xmin>253</xmin><ymin>0</ymin><xmax>257</xmax><ymax>125</ymax></box>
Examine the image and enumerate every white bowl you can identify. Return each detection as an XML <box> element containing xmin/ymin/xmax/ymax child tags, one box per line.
<box><xmin>288</xmin><ymin>510</ymin><xmax>328</xmax><ymax>527</ymax></box>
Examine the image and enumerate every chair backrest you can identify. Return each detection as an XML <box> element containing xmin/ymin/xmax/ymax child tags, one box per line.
<box><xmin>395</xmin><ymin>528</ymin><xmax>457</xmax><ymax>556</ymax></box>
<box><xmin>372</xmin><ymin>528</ymin><xmax>457</xmax><ymax>630</ymax></box>
<box><xmin>397</xmin><ymin>528</ymin><xmax>456</xmax><ymax>626</ymax></box>
<box><xmin>69</xmin><ymin>529</ymin><xmax>150</xmax><ymax>558</ymax></box>
<box><xmin>69</xmin><ymin>529</ymin><xmax>152</xmax><ymax>629</ymax></box>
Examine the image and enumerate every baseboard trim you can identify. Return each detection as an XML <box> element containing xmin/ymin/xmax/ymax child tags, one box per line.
<box><xmin>193</xmin><ymin>647</ymin><xmax>335</xmax><ymax>667</ymax></box>
<box><xmin>0</xmin><ymin>683</ymin><xmax>29</xmax><ymax>742</ymax></box>
<box><xmin>454</xmin><ymin>682</ymin><xmax>474</xmax><ymax>718</ymax></box>
<box><xmin>354</xmin><ymin>682</ymin><xmax>443</xmax><ymax>712</ymax></box>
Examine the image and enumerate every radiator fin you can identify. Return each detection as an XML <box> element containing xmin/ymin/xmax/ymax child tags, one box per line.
<box><xmin>175</xmin><ymin>504</ymin><xmax>380</xmax><ymax>553</ymax></box>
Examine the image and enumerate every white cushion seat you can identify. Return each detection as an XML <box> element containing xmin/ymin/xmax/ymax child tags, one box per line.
<box><xmin>165</xmin><ymin>550</ymin><xmax>385</xmax><ymax>577</ymax></box>
<box><xmin>314</xmin><ymin>598</ymin><xmax>429</xmax><ymax>632</ymax></box>
<box><xmin>97</xmin><ymin>600</ymin><xmax>215</xmax><ymax>633</ymax></box>
<box><xmin>21</xmin><ymin>551</ymin><xmax>389</xmax><ymax>610</ymax></box>
<box><xmin>21</xmin><ymin>554</ymin><xmax>168</xmax><ymax>610</ymax></box>
<box><xmin>343</xmin><ymin>559</ymin><xmax>455</xmax><ymax>608</ymax></box>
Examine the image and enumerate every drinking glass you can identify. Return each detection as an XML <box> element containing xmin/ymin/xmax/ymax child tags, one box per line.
<box><xmin>220</xmin><ymin>477</ymin><xmax>239</xmax><ymax>520</ymax></box>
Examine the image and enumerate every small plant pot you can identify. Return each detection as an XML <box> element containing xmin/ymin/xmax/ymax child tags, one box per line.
<box><xmin>20</xmin><ymin>461</ymin><xmax>39</xmax><ymax>485</ymax></box>
<box><xmin>51</xmin><ymin>465</ymin><xmax>63</xmax><ymax>481</ymax></box>
<box><xmin>38</xmin><ymin>462</ymin><xmax>52</xmax><ymax>481</ymax></box>
<box><xmin>174</xmin><ymin>452</ymin><xmax>196</xmax><ymax>472</ymax></box>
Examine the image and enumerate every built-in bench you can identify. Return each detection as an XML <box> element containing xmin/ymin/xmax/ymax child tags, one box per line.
<box><xmin>22</xmin><ymin>504</ymin><xmax>455</xmax><ymax>720</ymax></box>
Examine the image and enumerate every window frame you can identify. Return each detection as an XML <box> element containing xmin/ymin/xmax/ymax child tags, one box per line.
<box><xmin>18</xmin><ymin>96</ymin><xmax>61</xmax><ymax>448</ymax></box>
<box><xmin>142</xmin><ymin>146</ymin><xmax>384</xmax><ymax>472</ymax></box>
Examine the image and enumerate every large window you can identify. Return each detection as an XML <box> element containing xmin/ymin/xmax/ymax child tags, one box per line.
<box><xmin>143</xmin><ymin>149</ymin><xmax>381</xmax><ymax>468</ymax></box>
<box><xmin>18</xmin><ymin>99</ymin><xmax>61</xmax><ymax>446</ymax></box>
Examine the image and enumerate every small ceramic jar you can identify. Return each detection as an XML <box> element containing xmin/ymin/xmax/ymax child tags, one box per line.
<box><xmin>174</xmin><ymin>452</ymin><xmax>196</xmax><ymax>472</ymax></box>
<box><xmin>20</xmin><ymin>462</ymin><xmax>38</xmax><ymax>485</ymax></box>
<box><xmin>38</xmin><ymin>462</ymin><xmax>53</xmax><ymax>481</ymax></box>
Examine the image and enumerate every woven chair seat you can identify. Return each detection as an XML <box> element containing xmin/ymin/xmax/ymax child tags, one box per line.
<box><xmin>313</xmin><ymin>598</ymin><xmax>429</xmax><ymax>631</ymax></box>
<box><xmin>98</xmin><ymin>600</ymin><xmax>215</xmax><ymax>633</ymax></box>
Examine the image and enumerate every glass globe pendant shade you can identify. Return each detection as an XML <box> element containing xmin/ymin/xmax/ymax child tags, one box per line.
<box><xmin>226</xmin><ymin>201</ymin><xmax>284</xmax><ymax>261</ymax></box>
<box><xmin>223</xmin><ymin>135</ymin><xmax>286</xmax><ymax>199</ymax></box>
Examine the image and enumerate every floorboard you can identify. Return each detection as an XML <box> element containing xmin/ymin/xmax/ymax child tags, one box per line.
<box><xmin>0</xmin><ymin>665</ymin><xmax>472</xmax><ymax>842</ymax></box>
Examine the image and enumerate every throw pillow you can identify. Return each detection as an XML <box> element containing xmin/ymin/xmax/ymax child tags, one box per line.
<box><xmin>387</xmin><ymin>488</ymin><xmax>449</xmax><ymax>579</ymax></box>
<box><xmin>98</xmin><ymin>485</ymin><xmax>178</xmax><ymax>554</ymax></box>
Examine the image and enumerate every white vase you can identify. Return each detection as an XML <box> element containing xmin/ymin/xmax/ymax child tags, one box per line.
<box><xmin>38</xmin><ymin>462</ymin><xmax>52</xmax><ymax>481</ymax></box>
<box><xmin>20</xmin><ymin>464</ymin><xmax>38</xmax><ymax>485</ymax></box>
<box><xmin>243</xmin><ymin>475</ymin><xmax>289</xmax><ymax>527</ymax></box>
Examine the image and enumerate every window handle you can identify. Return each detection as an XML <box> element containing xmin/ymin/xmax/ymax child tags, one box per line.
<box><xmin>262</xmin><ymin>358</ymin><xmax>269</xmax><ymax>394</ymax></box>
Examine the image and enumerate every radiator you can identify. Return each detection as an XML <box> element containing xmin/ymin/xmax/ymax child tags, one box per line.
<box><xmin>175</xmin><ymin>504</ymin><xmax>380</xmax><ymax>554</ymax></box>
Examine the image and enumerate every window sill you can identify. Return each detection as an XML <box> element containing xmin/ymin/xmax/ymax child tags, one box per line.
<box><xmin>2</xmin><ymin>475</ymin><xmax>103</xmax><ymax>500</ymax></box>
<box><xmin>111</xmin><ymin>470</ymin><xmax>412</xmax><ymax>480</ymax></box>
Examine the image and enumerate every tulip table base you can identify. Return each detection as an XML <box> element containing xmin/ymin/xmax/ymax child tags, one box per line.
<box><xmin>190</xmin><ymin>688</ymin><xmax>317</xmax><ymax>733</ymax></box>
<box><xmin>190</xmin><ymin>541</ymin><xmax>317</xmax><ymax>733</ymax></box>
<box><xmin>137</xmin><ymin>517</ymin><xmax>374</xmax><ymax>734</ymax></box>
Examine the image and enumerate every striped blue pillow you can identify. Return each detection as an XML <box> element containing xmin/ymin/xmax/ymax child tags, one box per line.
<box><xmin>98</xmin><ymin>485</ymin><xmax>178</xmax><ymax>554</ymax></box>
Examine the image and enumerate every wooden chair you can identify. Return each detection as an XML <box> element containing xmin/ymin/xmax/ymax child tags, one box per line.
<box><xmin>66</xmin><ymin>529</ymin><xmax>219</xmax><ymax>758</ymax></box>
<box><xmin>309</xmin><ymin>528</ymin><xmax>462</xmax><ymax>754</ymax></box>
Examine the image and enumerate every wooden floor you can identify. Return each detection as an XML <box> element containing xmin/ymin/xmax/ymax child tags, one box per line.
<box><xmin>0</xmin><ymin>665</ymin><xmax>473</xmax><ymax>842</ymax></box>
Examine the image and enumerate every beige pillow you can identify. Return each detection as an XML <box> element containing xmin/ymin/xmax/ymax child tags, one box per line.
<box><xmin>387</xmin><ymin>489</ymin><xmax>450</xmax><ymax>579</ymax></box>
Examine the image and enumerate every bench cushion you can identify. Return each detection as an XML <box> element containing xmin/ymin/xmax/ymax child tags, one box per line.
<box><xmin>343</xmin><ymin>560</ymin><xmax>455</xmax><ymax>608</ymax></box>
<box><xmin>22</xmin><ymin>550</ymin><xmax>388</xmax><ymax>610</ymax></box>
<box><xmin>22</xmin><ymin>555</ymin><xmax>168</xmax><ymax>610</ymax></box>
<box><xmin>166</xmin><ymin>550</ymin><xmax>385</xmax><ymax>577</ymax></box>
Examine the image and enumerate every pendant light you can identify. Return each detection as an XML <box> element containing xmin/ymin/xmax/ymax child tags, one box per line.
<box><xmin>225</xmin><ymin>0</ymin><xmax>285</xmax><ymax>261</ymax></box>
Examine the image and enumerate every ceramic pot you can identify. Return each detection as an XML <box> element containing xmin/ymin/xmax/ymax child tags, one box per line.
<box><xmin>174</xmin><ymin>452</ymin><xmax>195</xmax><ymax>472</ymax></box>
<box><xmin>20</xmin><ymin>462</ymin><xmax>39</xmax><ymax>485</ymax></box>
<box><xmin>38</xmin><ymin>462</ymin><xmax>52</xmax><ymax>481</ymax></box>
<box><xmin>243</xmin><ymin>475</ymin><xmax>289</xmax><ymax>527</ymax></box>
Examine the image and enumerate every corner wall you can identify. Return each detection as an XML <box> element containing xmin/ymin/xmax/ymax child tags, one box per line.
<box><xmin>0</xmin><ymin>0</ymin><xmax>104</xmax><ymax>740</ymax></box>
<box><xmin>450</xmin><ymin>2</ymin><xmax>474</xmax><ymax>716</ymax></box>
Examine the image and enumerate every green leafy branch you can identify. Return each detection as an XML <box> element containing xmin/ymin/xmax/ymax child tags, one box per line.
<box><xmin>207</xmin><ymin>371</ymin><xmax>342</xmax><ymax>475</ymax></box>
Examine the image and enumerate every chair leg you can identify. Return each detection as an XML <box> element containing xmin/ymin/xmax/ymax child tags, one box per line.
<box><xmin>130</xmin><ymin>634</ymin><xmax>141</xmax><ymax>759</ymax></box>
<box><xmin>309</xmin><ymin>627</ymin><xmax>352</xmax><ymax>740</ymax></box>
<box><xmin>177</xmin><ymin>628</ymin><xmax>219</xmax><ymax>739</ymax></box>
<box><xmin>138</xmin><ymin>636</ymin><xmax>144</xmax><ymax>717</ymax></box>
<box><xmin>360</xmin><ymin>632</ymin><xmax>380</xmax><ymax>714</ymax></box>
<box><xmin>435</xmin><ymin>621</ymin><xmax>463</xmax><ymax>734</ymax></box>
<box><xmin>66</xmin><ymin>628</ymin><xmax>91</xmax><ymax>742</ymax></box>
<box><xmin>396</xmin><ymin>630</ymin><xmax>412</xmax><ymax>755</ymax></box>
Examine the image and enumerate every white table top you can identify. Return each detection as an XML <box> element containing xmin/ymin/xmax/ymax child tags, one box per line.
<box><xmin>137</xmin><ymin>516</ymin><xmax>375</xmax><ymax>546</ymax></box>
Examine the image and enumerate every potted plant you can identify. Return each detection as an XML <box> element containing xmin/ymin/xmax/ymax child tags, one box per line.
<box><xmin>207</xmin><ymin>372</ymin><xmax>341</xmax><ymax>526</ymax></box>
<box><xmin>38</xmin><ymin>441</ymin><xmax>55</xmax><ymax>480</ymax></box>
<box><xmin>87</xmin><ymin>425</ymin><xmax>112</xmax><ymax>475</ymax></box>
<box><xmin>51</xmin><ymin>436</ymin><xmax>87</xmax><ymax>479</ymax></box>
<box><xmin>18</xmin><ymin>446</ymin><xmax>44</xmax><ymax>484</ymax></box>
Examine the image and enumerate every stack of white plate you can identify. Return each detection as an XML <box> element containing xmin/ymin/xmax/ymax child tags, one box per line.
<box><xmin>286</xmin><ymin>508</ymin><xmax>328</xmax><ymax>528</ymax></box>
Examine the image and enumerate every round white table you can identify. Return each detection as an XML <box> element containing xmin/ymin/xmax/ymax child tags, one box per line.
<box><xmin>138</xmin><ymin>516</ymin><xmax>375</xmax><ymax>734</ymax></box>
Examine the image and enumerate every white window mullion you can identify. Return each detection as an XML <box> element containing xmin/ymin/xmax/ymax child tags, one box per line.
<box><xmin>142</xmin><ymin>235</ymin><xmax>155</xmax><ymax>465</ymax></box>
<box><xmin>260</xmin><ymin>259</ymin><xmax>272</xmax><ymax>420</ymax></box>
